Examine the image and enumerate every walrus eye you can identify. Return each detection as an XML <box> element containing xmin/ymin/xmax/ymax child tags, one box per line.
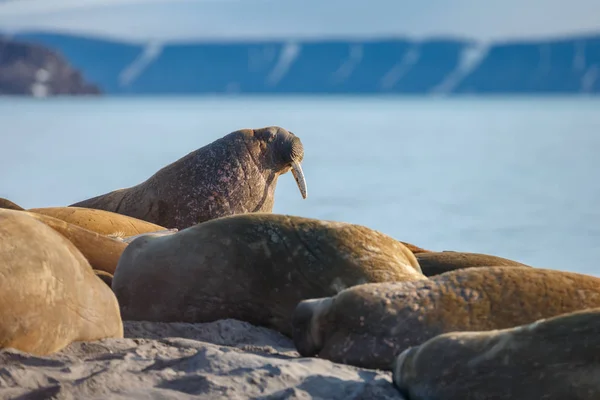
<box><xmin>262</xmin><ymin>129</ymin><xmax>276</xmax><ymax>143</ymax></box>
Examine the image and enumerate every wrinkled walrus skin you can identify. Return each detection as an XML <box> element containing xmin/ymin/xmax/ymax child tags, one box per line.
<box><xmin>0</xmin><ymin>209</ymin><xmax>123</xmax><ymax>355</ymax></box>
<box><xmin>112</xmin><ymin>213</ymin><xmax>426</xmax><ymax>337</ymax></box>
<box><xmin>416</xmin><ymin>251</ymin><xmax>531</xmax><ymax>276</ymax></box>
<box><xmin>393</xmin><ymin>308</ymin><xmax>600</xmax><ymax>400</ymax></box>
<box><xmin>292</xmin><ymin>266</ymin><xmax>600</xmax><ymax>370</ymax></box>
<box><xmin>70</xmin><ymin>126</ymin><xmax>308</xmax><ymax>230</ymax></box>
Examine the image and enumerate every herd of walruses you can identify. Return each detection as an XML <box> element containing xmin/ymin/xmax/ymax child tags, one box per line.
<box><xmin>1</xmin><ymin>126</ymin><xmax>599</xmax><ymax>399</ymax></box>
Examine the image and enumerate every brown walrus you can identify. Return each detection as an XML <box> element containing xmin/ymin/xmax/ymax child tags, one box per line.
<box><xmin>112</xmin><ymin>213</ymin><xmax>426</xmax><ymax>336</ymax></box>
<box><xmin>416</xmin><ymin>251</ymin><xmax>531</xmax><ymax>276</ymax></box>
<box><xmin>393</xmin><ymin>308</ymin><xmax>600</xmax><ymax>400</ymax></box>
<box><xmin>0</xmin><ymin>209</ymin><xmax>123</xmax><ymax>355</ymax></box>
<box><xmin>292</xmin><ymin>266</ymin><xmax>600</xmax><ymax>370</ymax></box>
<box><xmin>70</xmin><ymin>126</ymin><xmax>308</xmax><ymax>230</ymax></box>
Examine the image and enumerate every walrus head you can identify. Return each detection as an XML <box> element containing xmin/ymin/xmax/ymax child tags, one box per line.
<box><xmin>252</xmin><ymin>126</ymin><xmax>307</xmax><ymax>199</ymax></box>
<box><xmin>392</xmin><ymin>346</ymin><xmax>419</xmax><ymax>398</ymax></box>
<box><xmin>292</xmin><ymin>297</ymin><xmax>334</xmax><ymax>356</ymax></box>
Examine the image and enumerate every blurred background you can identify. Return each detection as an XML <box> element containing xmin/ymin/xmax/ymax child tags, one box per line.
<box><xmin>1</xmin><ymin>0</ymin><xmax>599</xmax><ymax>275</ymax></box>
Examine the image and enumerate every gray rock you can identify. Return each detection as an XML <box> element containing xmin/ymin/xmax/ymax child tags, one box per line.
<box><xmin>0</xmin><ymin>319</ymin><xmax>403</xmax><ymax>400</ymax></box>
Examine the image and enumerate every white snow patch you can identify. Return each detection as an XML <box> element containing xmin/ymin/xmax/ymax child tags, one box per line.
<box><xmin>379</xmin><ymin>45</ymin><xmax>420</xmax><ymax>90</ymax></box>
<box><xmin>119</xmin><ymin>41</ymin><xmax>163</xmax><ymax>87</ymax></box>
<box><xmin>265</xmin><ymin>42</ymin><xmax>301</xmax><ymax>87</ymax></box>
<box><xmin>30</xmin><ymin>67</ymin><xmax>51</xmax><ymax>97</ymax></box>
<box><xmin>430</xmin><ymin>42</ymin><xmax>490</xmax><ymax>95</ymax></box>
<box><xmin>573</xmin><ymin>41</ymin><xmax>586</xmax><ymax>72</ymax></box>
<box><xmin>330</xmin><ymin>44</ymin><xmax>363</xmax><ymax>84</ymax></box>
<box><xmin>581</xmin><ymin>65</ymin><xmax>598</xmax><ymax>93</ymax></box>
<box><xmin>30</xmin><ymin>82</ymin><xmax>48</xmax><ymax>97</ymax></box>
<box><xmin>35</xmin><ymin>68</ymin><xmax>50</xmax><ymax>82</ymax></box>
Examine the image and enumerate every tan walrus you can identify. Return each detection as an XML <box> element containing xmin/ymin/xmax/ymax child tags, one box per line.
<box><xmin>0</xmin><ymin>197</ymin><xmax>170</xmax><ymax>237</ymax></box>
<box><xmin>393</xmin><ymin>307</ymin><xmax>600</xmax><ymax>400</ymax></box>
<box><xmin>416</xmin><ymin>250</ymin><xmax>532</xmax><ymax>276</ymax></box>
<box><xmin>28</xmin><ymin>206</ymin><xmax>168</xmax><ymax>236</ymax></box>
<box><xmin>112</xmin><ymin>213</ymin><xmax>426</xmax><ymax>336</ymax></box>
<box><xmin>0</xmin><ymin>209</ymin><xmax>123</xmax><ymax>355</ymax></box>
<box><xmin>292</xmin><ymin>266</ymin><xmax>600</xmax><ymax>370</ymax></box>
<box><xmin>24</xmin><ymin>211</ymin><xmax>127</xmax><ymax>275</ymax></box>
<box><xmin>70</xmin><ymin>126</ymin><xmax>308</xmax><ymax>230</ymax></box>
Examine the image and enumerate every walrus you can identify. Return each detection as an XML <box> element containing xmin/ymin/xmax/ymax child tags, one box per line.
<box><xmin>0</xmin><ymin>209</ymin><xmax>123</xmax><ymax>355</ymax></box>
<box><xmin>69</xmin><ymin>126</ymin><xmax>308</xmax><ymax>230</ymax></box>
<box><xmin>393</xmin><ymin>308</ymin><xmax>600</xmax><ymax>400</ymax></box>
<box><xmin>416</xmin><ymin>251</ymin><xmax>531</xmax><ymax>276</ymax></box>
<box><xmin>0</xmin><ymin>197</ymin><xmax>170</xmax><ymax>237</ymax></box>
<box><xmin>28</xmin><ymin>206</ymin><xmax>169</xmax><ymax>236</ymax></box>
<box><xmin>292</xmin><ymin>266</ymin><xmax>600</xmax><ymax>370</ymax></box>
<box><xmin>111</xmin><ymin>213</ymin><xmax>426</xmax><ymax>336</ymax></box>
<box><xmin>23</xmin><ymin>211</ymin><xmax>128</xmax><ymax>275</ymax></box>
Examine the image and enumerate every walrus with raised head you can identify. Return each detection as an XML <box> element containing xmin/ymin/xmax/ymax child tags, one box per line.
<box><xmin>416</xmin><ymin>251</ymin><xmax>532</xmax><ymax>276</ymax></box>
<box><xmin>292</xmin><ymin>266</ymin><xmax>600</xmax><ymax>370</ymax></box>
<box><xmin>70</xmin><ymin>126</ymin><xmax>308</xmax><ymax>230</ymax></box>
<box><xmin>112</xmin><ymin>213</ymin><xmax>426</xmax><ymax>336</ymax></box>
<box><xmin>393</xmin><ymin>308</ymin><xmax>600</xmax><ymax>400</ymax></box>
<box><xmin>0</xmin><ymin>209</ymin><xmax>123</xmax><ymax>355</ymax></box>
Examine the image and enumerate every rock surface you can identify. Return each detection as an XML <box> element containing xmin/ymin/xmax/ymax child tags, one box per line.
<box><xmin>0</xmin><ymin>36</ymin><xmax>100</xmax><ymax>96</ymax></box>
<box><xmin>0</xmin><ymin>319</ymin><xmax>403</xmax><ymax>399</ymax></box>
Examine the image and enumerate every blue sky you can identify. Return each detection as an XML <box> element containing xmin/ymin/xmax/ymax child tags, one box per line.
<box><xmin>0</xmin><ymin>0</ymin><xmax>599</xmax><ymax>43</ymax></box>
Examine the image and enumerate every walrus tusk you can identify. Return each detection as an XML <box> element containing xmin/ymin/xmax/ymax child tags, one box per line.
<box><xmin>291</xmin><ymin>160</ymin><xmax>307</xmax><ymax>199</ymax></box>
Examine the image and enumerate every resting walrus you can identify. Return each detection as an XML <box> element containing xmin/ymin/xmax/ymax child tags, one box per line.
<box><xmin>0</xmin><ymin>209</ymin><xmax>123</xmax><ymax>355</ymax></box>
<box><xmin>111</xmin><ymin>213</ymin><xmax>426</xmax><ymax>336</ymax></box>
<box><xmin>292</xmin><ymin>266</ymin><xmax>600</xmax><ymax>370</ymax></box>
<box><xmin>393</xmin><ymin>308</ymin><xmax>600</xmax><ymax>400</ymax></box>
<box><xmin>22</xmin><ymin>211</ymin><xmax>128</xmax><ymax>275</ymax></box>
<box><xmin>70</xmin><ymin>126</ymin><xmax>308</xmax><ymax>230</ymax></box>
<box><xmin>28</xmin><ymin>206</ymin><xmax>168</xmax><ymax>236</ymax></box>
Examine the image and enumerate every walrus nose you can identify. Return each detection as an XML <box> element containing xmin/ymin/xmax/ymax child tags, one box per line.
<box><xmin>291</xmin><ymin>160</ymin><xmax>307</xmax><ymax>199</ymax></box>
<box><xmin>292</xmin><ymin>299</ymin><xmax>319</xmax><ymax>356</ymax></box>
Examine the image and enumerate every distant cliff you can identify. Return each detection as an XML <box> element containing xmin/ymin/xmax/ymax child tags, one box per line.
<box><xmin>0</xmin><ymin>37</ymin><xmax>100</xmax><ymax>96</ymax></box>
<box><xmin>7</xmin><ymin>32</ymin><xmax>600</xmax><ymax>95</ymax></box>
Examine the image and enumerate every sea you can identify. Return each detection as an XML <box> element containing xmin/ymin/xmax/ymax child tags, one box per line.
<box><xmin>1</xmin><ymin>96</ymin><xmax>599</xmax><ymax>276</ymax></box>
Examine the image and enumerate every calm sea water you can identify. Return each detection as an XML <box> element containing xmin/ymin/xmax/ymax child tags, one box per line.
<box><xmin>1</xmin><ymin>96</ymin><xmax>599</xmax><ymax>276</ymax></box>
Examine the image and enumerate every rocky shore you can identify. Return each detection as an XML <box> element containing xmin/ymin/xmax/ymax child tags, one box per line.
<box><xmin>0</xmin><ymin>319</ymin><xmax>403</xmax><ymax>399</ymax></box>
